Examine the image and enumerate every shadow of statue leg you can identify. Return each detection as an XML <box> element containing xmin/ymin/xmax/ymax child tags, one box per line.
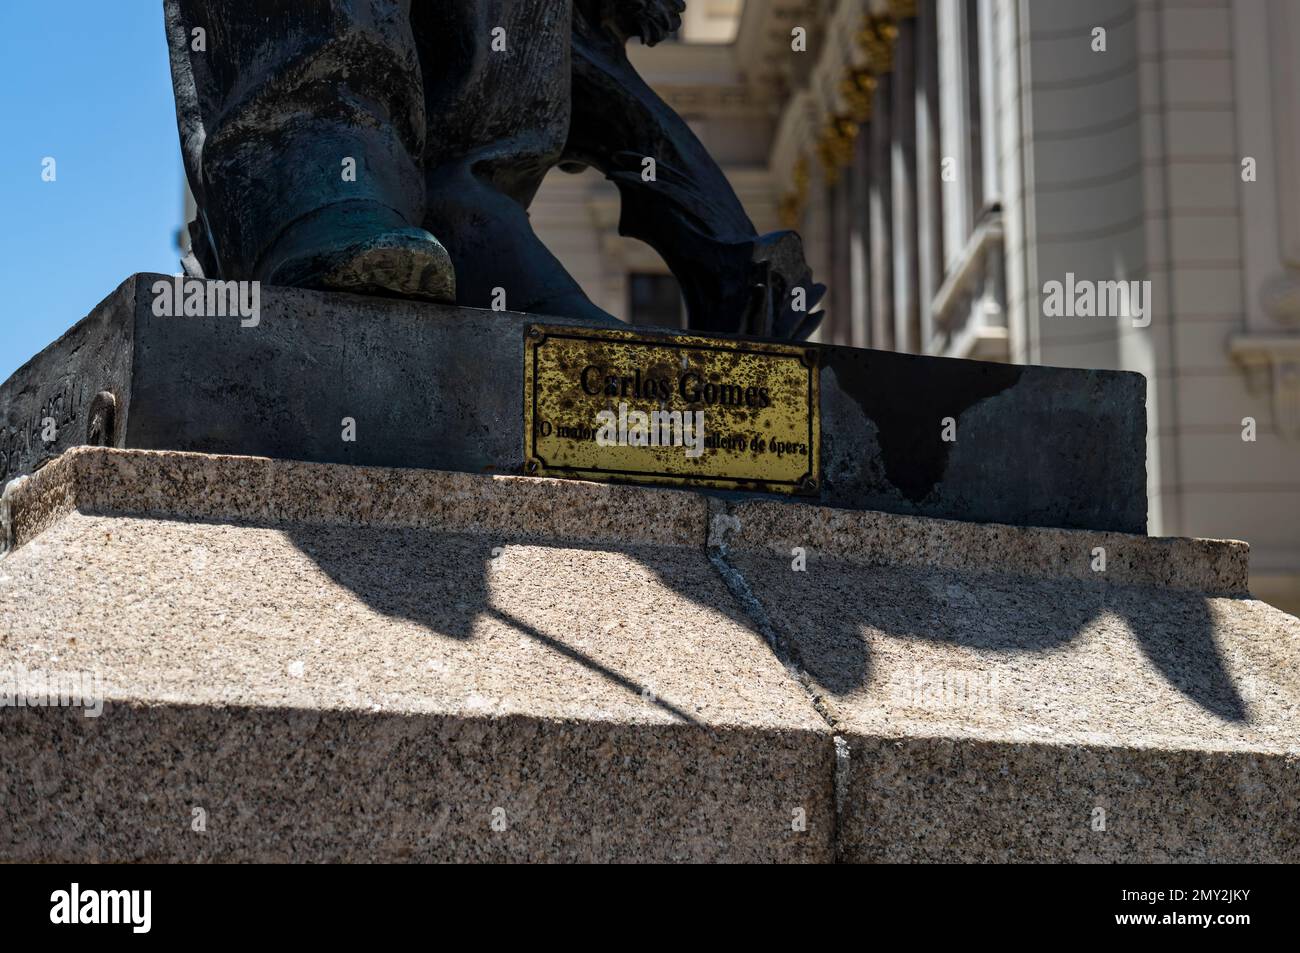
<box><xmin>163</xmin><ymin>0</ymin><xmax>454</xmax><ymax>301</ymax></box>
<box><xmin>1109</xmin><ymin>587</ymin><xmax>1248</xmax><ymax>723</ymax></box>
<box><xmin>564</xmin><ymin>18</ymin><xmax>824</xmax><ymax>339</ymax></box>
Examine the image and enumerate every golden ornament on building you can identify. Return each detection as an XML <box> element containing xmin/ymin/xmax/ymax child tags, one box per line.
<box><xmin>779</xmin><ymin>155</ymin><xmax>812</xmax><ymax>229</ymax></box>
<box><xmin>856</xmin><ymin>14</ymin><xmax>899</xmax><ymax>74</ymax></box>
<box><xmin>816</xmin><ymin>116</ymin><xmax>859</xmax><ymax>185</ymax></box>
<box><xmin>840</xmin><ymin>68</ymin><xmax>878</xmax><ymax>124</ymax></box>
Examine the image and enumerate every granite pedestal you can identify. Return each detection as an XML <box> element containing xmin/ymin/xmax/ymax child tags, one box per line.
<box><xmin>1</xmin><ymin>448</ymin><xmax>1295</xmax><ymax>862</ymax></box>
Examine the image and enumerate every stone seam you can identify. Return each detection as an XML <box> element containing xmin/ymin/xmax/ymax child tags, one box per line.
<box><xmin>702</xmin><ymin>496</ymin><xmax>850</xmax><ymax>860</ymax></box>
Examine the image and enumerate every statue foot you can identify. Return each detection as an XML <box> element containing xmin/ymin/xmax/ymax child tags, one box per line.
<box><xmin>264</xmin><ymin>225</ymin><xmax>456</xmax><ymax>304</ymax></box>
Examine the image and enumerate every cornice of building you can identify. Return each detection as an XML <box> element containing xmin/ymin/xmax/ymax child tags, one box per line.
<box><xmin>754</xmin><ymin>0</ymin><xmax>917</xmax><ymax>226</ymax></box>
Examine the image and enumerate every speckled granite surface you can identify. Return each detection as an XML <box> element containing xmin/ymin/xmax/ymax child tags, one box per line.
<box><xmin>2</xmin><ymin>448</ymin><xmax>1297</xmax><ymax>862</ymax></box>
<box><xmin>722</xmin><ymin>498</ymin><xmax>1249</xmax><ymax>594</ymax></box>
<box><xmin>0</xmin><ymin>497</ymin><xmax>831</xmax><ymax>862</ymax></box>
<box><xmin>724</xmin><ymin>551</ymin><xmax>1300</xmax><ymax>862</ymax></box>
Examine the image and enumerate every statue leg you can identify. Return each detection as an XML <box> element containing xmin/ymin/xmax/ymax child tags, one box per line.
<box><xmin>564</xmin><ymin>16</ymin><xmax>824</xmax><ymax>339</ymax></box>
<box><xmin>163</xmin><ymin>0</ymin><xmax>454</xmax><ymax>301</ymax></box>
<box><xmin>421</xmin><ymin>163</ymin><xmax>621</xmax><ymax>323</ymax></box>
<box><xmin>409</xmin><ymin>0</ymin><xmax>619</xmax><ymax>324</ymax></box>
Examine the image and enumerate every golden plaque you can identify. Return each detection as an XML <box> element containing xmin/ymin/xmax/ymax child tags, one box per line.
<box><xmin>523</xmin><ymin>324</ymin><xmax>820</xmax><ymax>494</ymax></box>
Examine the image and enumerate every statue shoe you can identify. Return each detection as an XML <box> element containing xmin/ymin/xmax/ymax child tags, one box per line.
<box><xmin>260</xmin><ymin>208</ymin><xmax>456</xmax><ymax>304</ymax></box>
<box><xmin>265</xmin><ymin>227</ymin><xmax>456</xmax><ymax>304</ymax></box>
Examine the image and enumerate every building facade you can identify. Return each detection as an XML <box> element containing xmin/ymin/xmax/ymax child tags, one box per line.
<box><xmin>530</xmin><ymin>0</ymin><xmax>1300</xmax><ymax>615</ymax></box>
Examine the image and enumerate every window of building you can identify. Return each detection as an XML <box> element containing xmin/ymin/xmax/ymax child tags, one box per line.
<box><xmin>627</xmin><ymin>273</ymin><xmax>686</xmax><ymax>328</ymax></box>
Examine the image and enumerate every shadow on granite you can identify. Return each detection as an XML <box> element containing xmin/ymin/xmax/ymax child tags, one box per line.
<box><xmin>5</xmin><ymin>447</ymin><xmax>1291</xmax><ymax>861</ymax></box>
<box><xmin>772</xmin><ymin>565</ymin><xmax>1243</xmax><ymax>723</ymax></box>
<box><xmin>3</xmin><ymin>445</ymin><xmax>1258</xmax><ymax>731</ymax></box>
<box><xmin>725</xmin><ymin>550</ymin><xmax>1265</xmax><ymax>751</ymax></box>
<box><xmin>275</xmin><ymin>519</ymin><xmax>779</xmax><ymax>727</ymax></box>
<box><xmin>283</xmin><ymin>522</ymin><xmax>709</xmax><ymax>725</ymax></box>
<box><xmin>283</xmin><ymin>516</ymin><xmax>1244</xmax><ymax>729</ymax></box>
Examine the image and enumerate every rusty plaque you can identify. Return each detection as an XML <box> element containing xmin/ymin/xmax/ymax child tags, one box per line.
<box><xmin>523</xmin><ymin>324</ymin><xmax>819</xmax><ymax>494</ymax></box>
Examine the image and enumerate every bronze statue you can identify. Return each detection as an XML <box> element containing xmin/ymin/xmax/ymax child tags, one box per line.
<box><xmin>164</xmin><ymin>0</ymin><xmax>823</xmax><ymax>338</ymax></box>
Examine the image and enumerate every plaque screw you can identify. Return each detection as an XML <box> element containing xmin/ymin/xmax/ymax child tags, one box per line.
<box><xmin>525</xmin><ymin>459</ymin><xmax>540</xmax><ymax>474</ymax></box>
<box><xmin>527</xmin><ymin>327</ymin><xmax>543</xmax><ymax>339</ymax></box>
<box><xmin>799</xmin><ymin>476</ymin><xmax>819</xmax><ymax>492</ymax></box>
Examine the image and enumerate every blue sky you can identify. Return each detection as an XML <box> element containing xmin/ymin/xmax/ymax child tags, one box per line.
<box><xmin>0</xmin><ymin>3</ymin><xmax>184</xmax><ymax>380</ymax></box>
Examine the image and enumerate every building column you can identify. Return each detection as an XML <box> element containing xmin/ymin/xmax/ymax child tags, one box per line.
<box><xmin>869</xmin><ymin>74</ymin><xmax>895</xmax><ymax>351</ymax></box>
<box><xmin>891</xmin><ymin>15</ymin><xmax>921</xmax><ymax>353</ymax></box>
<box><xmin>915</xmin><ymin>0</ymin><xmax>944</xmax><ymax>353</ymax></box>
<box><xmin>849</xmin><ymin>123</ymin><xmax>872</xmax><ymax>349</ymax></box>
<box><xmin>829</xmin><ymin>172</ymin><xmax>853</xmax><ymax>346</ymax></box>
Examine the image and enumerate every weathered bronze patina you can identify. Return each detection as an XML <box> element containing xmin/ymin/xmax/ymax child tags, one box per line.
<box><xmin>163</xmin><ymin>0</ymin><xmax>824</xmax><ymax>339</ymax></box>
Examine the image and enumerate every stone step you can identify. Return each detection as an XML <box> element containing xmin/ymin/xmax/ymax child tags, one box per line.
<box><xmin>1</xmin><ymin>448</ymin><xmax>1295</xmax><ymax>862</ymax></box>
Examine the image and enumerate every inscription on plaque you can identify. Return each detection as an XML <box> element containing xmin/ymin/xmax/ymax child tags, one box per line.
<box><xmin>524</xmin><ymin>325</ymin><xmax>820</xmax><ymax>494</ymax></box>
